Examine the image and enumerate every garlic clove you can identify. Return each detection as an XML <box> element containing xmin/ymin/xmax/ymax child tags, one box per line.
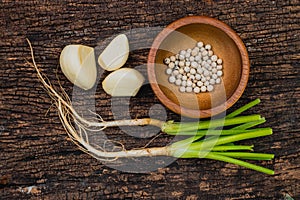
<box><xmin>98</xmin><ymin>34</ymin><xmax>129</xmax><ymax>71</ymax></box>
<box><xmin>102</xmin><ymin>68</ymin><xmax>144</xmax><ymax>96</ymax></box>
<box><xmin>60</xmin><ymin>45</ymin><xmax>97</xmax><ymax>90</ymax></box>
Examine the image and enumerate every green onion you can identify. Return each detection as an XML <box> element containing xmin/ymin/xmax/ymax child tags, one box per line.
<box><xmin>205</xmin><ymin>153</ymin><xmax>274</xmax><ymax>175</ymax></box>
<box><xmin>165</xmin><ymin>99</ymin><xmax>274</xmax><ymax>175</ymax></box>
<box><xmin>226</xmin><ymin>98</ymin><xmax>261</xmax><ymax>119</ymax></box>
<box><xmin>212</xmin><ymin>152</ymin><xmax>274</xmax><ymax>160</ymax></box>
<box><xmin>176</xmin><ymin>151</ymin><xmax>274</xmax><ymax>175</ymax></box>
<box><xmin>211</xmin><ymin>145</ymin><xmax>254</xmax><ymax>151</ymax></box>
<box><xmin>232</xmin><ymin>118</ymin><xmax>266</xmax><ymax>130</ymax></box>
<box><xmin>167</xmin><ymin>127</ymin><xmax>268</xmax><ymax>136</ymax></box>
<box><xmin>163</xmin><ymin>115</ymin><xmax>262</xmax><ymax>133</ymax></box>
<box><xmin>171</xmin><ymin>128</ymin><xmax>272</xmax><ymax>151</ymax></box>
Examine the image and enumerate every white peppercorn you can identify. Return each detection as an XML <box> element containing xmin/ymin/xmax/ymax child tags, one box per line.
<box><xmin>212</xmin><ymin>73</ymin><xmax>218</xmax><ymax>80</ymax></box>
<box><xmin>179</xmin><ymin>54</ymin><xmax>185</xmax><ymax>60</ymax></box>
<box><xmin>217</xmin><ymin>58</ymin><xmax>223</xmax><ymax>64</ymax></box>
<box><xmin>185</xmin><ymin>61</ymin><xmax>191</xmax><ymax>67</ymax></box>
<box><xmin>194</xmin><ymin>86</ymin><xmax>200</xmax><ymax>93</ymax></box>
<box><xmin>177</xmin><ymin>74</ymin><xmax>182</xmax><ymax>79</ymax></box>
<box><xmin>179</xmin><ymin>68</ymin><xmax>184</xmax><ymax>74</ymax></box>
<box><xmin>182</xmin><ymin>75</ymin><xmax>187</xmax><ymax>81</ymax></box>
<box><xmin>197</xmin><ymin>81</ymin><xmax>203</xmax><ymax>87</ymax></box>
<box><xmin>186</xmin><ymin>87</ymin><xmax>193</xmax><ymax>92</ymax></box>
<box><xmin>179</xmin><ymin>86</ymin><xmax>186</xmax><ymax>92</ymax></box>
<box><xmin>205</xmin><ymin>63</ymin><xmax>210</xmax><ymax>69</ymax></box>
<box><xmin>209</xmin><ymin>79</ymin><xmax>215</xmax><ymax>85</ymax></box>
<box><xmin>166</xmin><ymin>68</ymin><xmax>172</xmax><ymax>75</ymax></box>
<box><xmin>211</xmin><ymin>55</ymin><xmax>217</xmax><ymax>62</ymax></box>
<box><xmin>203</xmin><ymin>56</ymin><xmax>209</xmax><ymax>61</ymax></box>
<box><xmin>180</xmin><ymin>50</ymin><xmax>186</xmax><ymax>55</ymax></box>
<box><xmin>194</xmin><ymin>46</ymin><xmax>200</xmax><ymax>51</ymax></box>
<box><xmin>203</xmin><ymin>70</ymin><xmax>210</xmax><ymax>77</ymax></box>
<box><xmin>197</xmin><ymin>67</ymin><xmax>203</xmax><ymax>74</ymax></box>
<box><xmin>173</xmin><ymin>70</ymin><xmax>179</xmax><ymax>76</ymax></box>
<box><xmin>217</xmin><ymin>70</ymin><xmax>223</xmax><ymax>76</ymax></box>
<box><xmin>217</xmin><ymin>65</ymin><xmax>223</xmax><ymax>70</ymax></box>
<box><xmin>191</xmin><ymin>61</ymin><xmax>198</xmax><ymax>68</ymax></box>
<box><xmin>207</xmin><ymin>85</ymin><xmax>214</xmax><ymax>92</ymax></box>
<box><xmin>205</xmin><ymin>44</ymin><xmax>211</xmax><ymax>50</ymax></box>
<box><xmin>184</xmin><ymin>66</ymin><xmax>190</xmax><ymax>73</ymax></box>
<box><xmin>201</xmin><ymin>86</ymin><xmax>207</xmax><ymax>92</ymax></box>
<box><xmin>169</xmin><ymin>76</ymin><xmax>176</xmax><ymax>83</ymax></box>
<box><xmin>179</xmin><ymin>61</ymin><xmax>185</xmax><ymax>67</ymax></box>
<box><xmin>186</xmin><ymin>80</ymin><xmax>193</xmax><ymax>87</ymax></box>
<box><xmin>186</xmin><ymin>86</ymin><xmax>193</xmax><ymax>93</ymax></box>
<box><xmin>175</xmin><ymin>79</ymin><xmax>182</xmax><ymax>86</ymax></box>
<box><xmin>197</xmin><ymin>42</ymin><xmax>204</xmax><ymax>48</ymax></box>
<box><xmin>189</xmin><ymin>68</ymin><xmax>196</xmax><ymax>75</ymax></box>
<box><xmin>202</xmin><ymin>50</ymin><xmax>208</xmax><ymax>56</ymax></box>
<box><xmin>164</xmin><ymin>58</ymin><xmax>171</xmax><ymax>64</ymax></box>
<box><xmin>168</xmin><ymin>62</ymin><xmax>175</xmax><ymax>69</ymax></box>
<box><xmin>170</xmin><ymin>56</ymin><xmax>176</xmax><ymax>62</ymax></box>
<box><xmin>195</xmin><ymin>74</ymin><xmax>201</xmax><ymax>80</ymax></box>
<box><xmin>191</xmin><ymin>50</ymin><xmax>198</xmax><ymax>57</ymax></box>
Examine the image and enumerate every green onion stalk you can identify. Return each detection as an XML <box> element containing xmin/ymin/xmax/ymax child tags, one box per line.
<box><xmin>164</xmin><ymin>99</ymin><xmax>274</xmax><ymax>175</ymax></box>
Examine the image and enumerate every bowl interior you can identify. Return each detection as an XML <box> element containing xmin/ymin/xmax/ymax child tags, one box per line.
<box><xmin>154</xmin><ymin>23</ymin><xmax>242</xmax><ymax>113</ymax></box>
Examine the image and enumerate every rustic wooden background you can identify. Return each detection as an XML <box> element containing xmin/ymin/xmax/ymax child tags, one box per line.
<box><xmin>0</xmin><ymin>0</ymin><xmax>299</xmax><ymax>199</ymax></box>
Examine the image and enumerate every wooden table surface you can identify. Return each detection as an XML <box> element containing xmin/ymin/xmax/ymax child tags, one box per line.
<box><xmin>1</xmin><ymin>0</ymin><xmax>299</xmax><ymax>199</ymax></box>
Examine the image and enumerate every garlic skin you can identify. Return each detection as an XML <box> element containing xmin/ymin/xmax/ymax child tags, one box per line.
<box><xmin>60</xmin><ymin>45</ymin><xmax>97</xmax><ymax>90</ymax></box>
<box><xmin>98</xmin><ymin>34</ymin><xmax>129</xmax><ymax>71</ymax></box>
<box><xmin>102</xmin><ymin>68</ymin><xmax>144</xmax><ymax>96</ymax></box>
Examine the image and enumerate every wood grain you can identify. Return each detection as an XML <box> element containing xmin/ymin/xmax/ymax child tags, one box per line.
<box><xmin>0</xmin><ymin>0</ymin><xmax>299</xmax><ymax>199</ymax></box>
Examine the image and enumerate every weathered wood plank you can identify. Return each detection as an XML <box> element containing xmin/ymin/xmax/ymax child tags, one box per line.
<box><xmin>0</xmin><ymin>0</ymin><xmax>299</xmax><ymax>199</ymax></box>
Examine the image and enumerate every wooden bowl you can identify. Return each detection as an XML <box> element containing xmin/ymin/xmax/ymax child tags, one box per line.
<box><xmin>147</xmin><ymin>16</ymin><xmax>250</xmax><ymax>118</ymax></box>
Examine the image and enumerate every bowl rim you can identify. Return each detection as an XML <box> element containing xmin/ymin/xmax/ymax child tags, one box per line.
<box><xmin>147</xmin><ymin>16</ymin><xmax>250</xmax><ymax>118</ymax></box>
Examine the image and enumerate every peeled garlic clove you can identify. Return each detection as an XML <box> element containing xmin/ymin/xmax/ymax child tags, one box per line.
<box><xmin>98</xmin><ymin>34</ymin><xmax>129</xmax><ymax>71</ymax></box>
<box><xmin>102</xmin><ymin>68</ymin><xmax>144</xmax><ymax>96</ymax></box>
<box><xmin>60</xmin><ymin>45</ymin><xmax>97</xmax><ymax>90</ymax></box>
